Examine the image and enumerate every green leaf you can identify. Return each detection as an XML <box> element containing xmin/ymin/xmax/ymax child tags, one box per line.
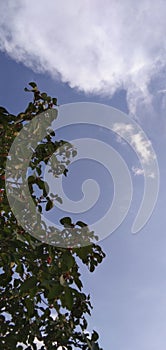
<box><xmin>36</xmin><ymin>178</ymin><xmax>45</xmax><ymax>189</ymax></box>
<box><xmin>52</xmin><ymin>98</ymin><xmax>57</xmax><ymax>105</ymax></box>
<box><xmin>92</xmin><ymin>331</ymin><xmax>99</xmax><ymax>342</ymax></box>
<box><xmin>62</xmin><ymin>252</ymin><xmax>75</xmax><ymax>269</ymax></box>
<box><xmin>61</xmin><ymin>287</ymin><xmax>73</xmax><ymax>310</ymax></box>
<box><xmin>74</xmin><ymin>277</ymin><xmax>83</xmax><ymax>291</ymax></box>
<box><xmin>76</xmin><ymin>221</ymin><xmax>88</xmax><ymax>227</ymax></box>
<box><xmin>25</xmin><ymin>298</ymin><xmax>34</xmax><ymax>317</ymax></box>
<box><xmin>75</xmin><ymin>246</ymin><xmax>92</xmax><ymax>261</ymax></box>
<box><xmin>0</xmin><ymin>83</ymin><xmax>105</xmax><ymax>349</ymax></box>
<box><xmin>16</xmin><ymin>263</ymin><xmax>24</xmax><ymax>276</ymax></box>
<box><xmin>29</xmin><ymin>82</ymin><xmax>37</xmax><ymax>88</ymax></box>
<box><xmin>47</xmin><ymin>284</ymin><xmax>63</xmax><ymax>299</ymax></box>
<box><xmin>20</xmin><ymin>276</ymin><xmax>37</xmax><ymax>293</ymax></box>
<box><xmin>47</xmin><ymin>95</ymin><xmax>51</xmax><ymax>102</ymax></box>
<box><xmin>28</xmin><ymin>175</ymin><xmax>36</xmax><ymax>184</ymax></box>
<box><xmin>0</xmin><ymin>106</ymin><xmax>9</xmax><ymax>114</ymax></box>
<box><xmin>43</xmin><ymin>181</ymin><xmax>49</xmax><ymax>197</ymax></box>
<box><xmin>36</xmin><ymin>166</ymin><xmax>42</xmax><ymax>176</ymax></box>
<box><xmin>60</xmin><ymin>217</ymin><xmax>72</xmax><ymax>227</ymax></box>
<box><xmin>41</xmin><ymin>92</ymin><xmax>47</xmax><ymax>100</ymax></box>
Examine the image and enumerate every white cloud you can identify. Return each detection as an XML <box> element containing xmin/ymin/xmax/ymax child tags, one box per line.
<box><xmin>130</xmin><ymin>133</ymin><xmax>153</xmax><ymax>164</ymax></box>
<box><xmin>113</xmin><ymin>122</ymin><xmax>155</xmax><ymax>165</ymax></box>
<box><xmin>157</xmin><ymin>89</ymin><xmax>166</xmax><ymax>94</ymax></box>
<box><xmin>0</xmin><ymin>0</ymin><xmax>166</xmax><ymax>113</ymax></box>
<box><xmin>132</xmin><ymin>166</ymin><xmax>155</xmax><ymax>178</ymax></box>
<box><xmin>132</xmin><ymin>166</ymin><xmax>144</xmax><ymax>176</ymax></box>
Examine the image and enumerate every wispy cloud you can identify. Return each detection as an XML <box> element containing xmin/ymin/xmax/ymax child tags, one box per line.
<box><xmin>132</xmin><ymin>166</ymin><xmax>144</xmax><ymax>176</ymax></box>
<box><xmin>132</xmin><ymin>166</ymin><xmax>155</xmax><ymax>178</ymax></box>
<box><xmin>0</xmin><ymin>1</ymin><xmax>166</xmax><ymax>113</ymax></box>
<box><xmin>157</xmin><ymin>89</ymin><xmax>166</xmax><ymax>94</ymax></box>
<box><xmin>113</xmin><ymin>123</ymin><xmax>155</xmax><ymax>165</ymax></box>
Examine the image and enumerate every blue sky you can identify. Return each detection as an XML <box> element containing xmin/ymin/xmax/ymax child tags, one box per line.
<box><xmin>1</xmin><ymin>1</ymin><xmax>166</xmax><ymax>349</ymax></box>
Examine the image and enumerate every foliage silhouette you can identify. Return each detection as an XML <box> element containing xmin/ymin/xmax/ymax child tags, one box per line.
<box><xmin>0</xmin><ymin>83</ymin><xmax>105</xmax><ymax>349</ymax></box>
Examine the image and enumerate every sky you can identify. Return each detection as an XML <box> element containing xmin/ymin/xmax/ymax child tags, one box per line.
<box><xmin>1</xmin><ymin>1</ymin><xmax>166</xmax><ymax>349</ymax></box>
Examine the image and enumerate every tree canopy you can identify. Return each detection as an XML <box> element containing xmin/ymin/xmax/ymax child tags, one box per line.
<box><xmin>0</xmin><ymin>83</ymin><xmax>105</xmax><ymax>349</ymax></box>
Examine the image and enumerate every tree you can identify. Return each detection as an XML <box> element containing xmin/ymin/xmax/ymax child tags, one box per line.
<box><xmin>0</xmin><ymin>83</ymin><xmax>105</xmax><ymax>349</ymax></box>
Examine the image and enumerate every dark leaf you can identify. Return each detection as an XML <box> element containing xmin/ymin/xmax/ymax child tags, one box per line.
<box><xmin>61</xmin><ymin>288</ymin><xmax>73</xmax><ymax>310</ymax></box>
<box><xmin>60</xmin><ymin>216</ymin><xmax>72</xmax><ymax>227</ymax></box>
<box><xmin>76</xmin><ymin>221</ymin><xmax>88</xmax><ymax>228</ymax></box>
<box><xmin>29</xmin><ymin>82</ymin><xmax>37</xmax><ymax>88</ymax></box>
<box><xmin>52</xmin><ymin>98</ymin><xmax>58</xmax><ymax>105</ymax></box>
<box><xmin>0</xmin><ymin>106</ymin><xmax>9</xmax><ymax>114</ymax></box>
<box><xmin>20</xmin><ymin>276</ymin><xmax>37</xmax><ymax>293</ymax></box>
<box><xmin>63</xmin><ymin>168</ymin><xmax>68</xmax><ymax>177</ymax></box>
<box><xmin>41</xmin><ymin>92</ymin><xmax>47</xmax><ymax>100</ymax></box>
<box><xmin>45</xmin><ymin>199</ymin><xmax>54</xmax><ymax>211</ymax></box>
<box><xmin>92</xmin><ymin>331</ymin><xmax>99</xmax><ymax>342</ymax></box>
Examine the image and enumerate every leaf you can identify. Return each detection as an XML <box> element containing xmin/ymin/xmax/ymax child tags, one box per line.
<box><xmin>63</xmin><ymin>287</ymin><xmax>73</xmax><ymax>310</ymax></box>
<box><xmin>52</xmin><ymin>98</ymin><xmax>57</xmax><ymax>105</ymax></box>
<box><xmin>28</xmin><ymin>175</ymin><xmax>36</xmax><ymax>184</ymax></box>
<box><xmin>29</xmin><ymin>82</ymin><xmax>37</xmax><ymax>88</ymax></box>
<box><xmin>56</xmin><ymin>196</ymin><xmax>63</xmax><ymax>204</ymax></box>
<box><xmin>47</xmin><ymin>284</ymin><xmax>63</xmax><ymax>299</ymax></box>
<box><xmin>36</xmin><ymin>166</ymin><xmax>42</xmax><ymax>176</ymax></box>
<box><xmin>49</xmin><ymin>130</ymin><xmax>55</xmax><ymax>136</ymax></box>
<box><xmin>92</xmin><ymin>343</ymin><xmax>100</xmax><ymax>350</ymax></box>
<box><xmin>76</xmin><ymin>221</ymin><xmax>88</xmax><ymax>228</ymax></box>
<box><xmin>92</xmin><ymin>331</ymin><xmax>99</xmax><ymax>342</ymax></box>
<box><xmin>25</xmin><ymin>298</ymin><xmax>34</xmax><ymax>317</ymax></box>
<box><xmin>38</xmin><ymin>205</ymin><xmax>42</xmax><ymax>213</ymax></box>
<box><xmin>75</xmin><ymin>246</ymin><xmax>92</xmax><ymax>261</ymax></box>
<box><xmin>43</xmin><ymin>181</ymin><xmax>49</xmax><ymax>197</ymax></box>
<box><xmin>0</xmin><ymin>106</ymin><xmax>9</xmax><ymax>114</ymax></box>
<box><xmin>74</xmin><ymin>277</ymin><xmax>83</xmax><ymax>291</ymax></box>
<box><xmin>62</xmin><ymin>252</ymin><xmax>75</xmax><ymax>269</ymax></box>
<box><xmin>46</xmin><ymin>95</ymin><xmax>51</xmax><ymax>102</ymax></box>
<box><xmin>63</xmin><ymin>168</ymin><xmax>68</xmax><ymax>177</ymax></box>
<box><xmin>16</xmin><ymin>263</ymin><xmax>24</xmax><ymax>276</ymax></box>
<box><xmin>36</xmin><ymin>178</ymin><xmax>45</xmax><ymax>190</ymax></box>
<box><xmin>60</xmin><ymin>217</ymin><xmax>72</xmax><ymax>227</ymax></box>
<box><xmin>41</xmin><ymin>92</ymin><xmax>47</xmax><ymax>100</ymax></box>
<box><xmin>20</xmin><ymin>276</ymin><xmax>37</xmax><ymax>293</ymax></box>
<box><xmin>46</xmin><ymin>199</ymin><xmax>54</xmax><ymax>211</ymax></box>
<box><xmin>89</xmin><ymin>263</ymin><xmax>95</xmax><ymax>272</ymax></box>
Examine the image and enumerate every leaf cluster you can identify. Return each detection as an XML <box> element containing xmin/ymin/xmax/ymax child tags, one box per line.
<box><xmin>0</xmin><ymin>83</ymin><xmax>105</xmax><ymax>349</ymax></box>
